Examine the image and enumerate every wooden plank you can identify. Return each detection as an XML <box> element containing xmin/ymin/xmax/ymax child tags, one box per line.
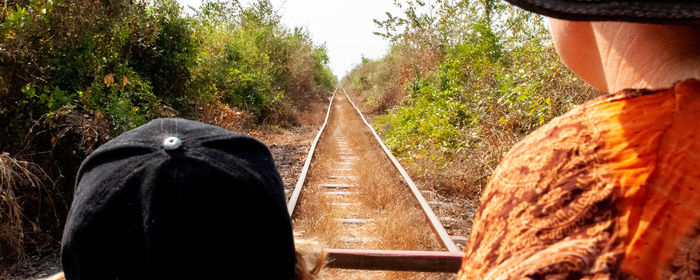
<box><xmin>325</xmin><ymin>249</ymin><xmax>464</xmax><ymax>273</ymax></box>
<box><xmin>328</xmin><ymin>175</ymin><xmax>358</xmax><ymax>180</ymax></box>
<box><xmin>332</xmin><ymin>168</ymin><xmax>353</xmax><ymax>172</ymax></box>
<box><xmin>325</xmin><ymin>191</ymin><xmax>353</xmax><ymax>196</ymax></box>
<box><xmin>451</xmin><ymin>235</ymin><xmax>468</xmax><ymax>246</ymax></box>
<box><xmin>287</xmin><ymin>87</ymin><xmax>338</xmax><ymax>216</ymax></box>
<box><xmin>339</xmin><ymin>237</ymin><xmax>376</xmax><ymax>243</ymax></box>
<box><xmin>341</xmin><ymin>87</ymin><xmax>460</xmax><ymax>252</ymax></box>
<box><xmin>338</xmin><ymin>156</ymin><xmax>359</xmax><ymax>160</ymax></box>
<box><xmin>331</xmin><ymin>202</ymin><xmax>355</xmax><ymax>206</ymax></box>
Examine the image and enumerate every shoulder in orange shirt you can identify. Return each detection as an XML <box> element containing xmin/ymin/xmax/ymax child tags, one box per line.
<box><xmin>458</xmin><ymin>79</ymin><xmax>700</xmax><ymax>280</ymax></box>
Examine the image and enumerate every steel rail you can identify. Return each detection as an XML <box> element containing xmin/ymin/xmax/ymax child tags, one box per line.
<box><xmin>287</xmin><ymin>86</ymin><xmax>338</xmax><ymax>216</ymax></box>
<box><xmin>325</xmin><ymin>249</ymin><xmax>464</xmax><ymax>272</ymax></box>
<box><xmin>340</xmin><ymin>86</ymin><xmax>460</xmax><ymax>252</ymax></box>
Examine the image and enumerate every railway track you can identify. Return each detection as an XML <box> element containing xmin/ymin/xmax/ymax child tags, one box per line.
<box><xmin>288</xmin><ymin>87</ymin><xmax>465</xmax><ymax>278</ymax></box>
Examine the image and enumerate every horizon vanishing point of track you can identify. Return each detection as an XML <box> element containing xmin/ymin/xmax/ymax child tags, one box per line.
<box><xmin>289</xmin><ymin>88</ymin><xmax>459</xmax><ymax>279</ymax></box>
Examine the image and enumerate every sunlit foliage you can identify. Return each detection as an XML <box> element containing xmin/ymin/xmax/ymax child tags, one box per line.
<box><xmin>191</xmin><ymin>0</ymin><xmax>335</xmax><ymax>121</ymax></box>
<box><xmin>342</xmin><ymin>0</ymin><xmax>597</xmax><ymax>196</ymax></box>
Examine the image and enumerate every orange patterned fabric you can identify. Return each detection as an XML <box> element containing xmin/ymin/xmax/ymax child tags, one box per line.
<box><xmin>457</xmin><ymin>79</ymin><xmax>700</xmax><ymax>279</ymax></box>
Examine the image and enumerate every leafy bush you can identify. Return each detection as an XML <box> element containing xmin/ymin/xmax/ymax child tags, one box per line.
<box><xmin>0</xmin><ymin>0</ymin><xmax>335</xmax><ymax>273</ymax></box>
<box><xmin>190</xmin><ymin>0</ymin><xmax>335</xmax><ymax>122</ymax></box>
<box><xmin>131</xmin><ymin>0</ymin><xmax>198</xmax><ymax>109</ymax></box>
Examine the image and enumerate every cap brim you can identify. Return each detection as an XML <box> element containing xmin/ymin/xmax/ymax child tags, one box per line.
<box><xmin>506</xmin><ymin>0</ymin><xmax>700</xmax><ymax>24</ymax></box>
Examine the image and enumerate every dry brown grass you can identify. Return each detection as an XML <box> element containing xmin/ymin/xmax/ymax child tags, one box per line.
<box><xmin>0</xmin><ymin>152</ymin><xmax>51</xmax><ymax>277</ymax></box>
<box><xmin>0</xmin><ymin>105</ymin><xmax>116</xmax><ymax>278</ymax></box>
<box><xmin>193</xmin><ymin>100</ymin><xmax>254</xmax><ymax>132</ymax></box>
<box><xmin>297</xmin><ymin>98</ymin><xmax>331</xmax><ymax>127</ymax></box>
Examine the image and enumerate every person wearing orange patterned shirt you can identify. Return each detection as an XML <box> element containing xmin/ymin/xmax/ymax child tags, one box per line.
<box><xmin>458</xmin><ymin>1</ymin><xmax>700</xmax><ymax>279</ymax></box>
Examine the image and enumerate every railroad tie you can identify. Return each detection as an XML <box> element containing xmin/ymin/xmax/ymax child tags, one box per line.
<box><xmin>338</xmin><ymin>156</ymin><xmax>359</xmax><ymax>161</ymax></box>
<box><xmin>420</xmin><ymin>190</ymin><xmax>435</xmax><ymax>199</ymax></box>
<box><xmin>321</xmin><ymin>183</ymin><xmax>357</xmax><ymax>189</ymax></box>
<box><xmin>340</xmin><ymin>237</ymin><xmax>376</xmax><ymax>244</ymax></box>
<box><xmin>439</xmin><ymin>217</ymin><xmax>460</xmax><ymax>229</ymax></box>
<box><xmin>450</xmin><ymin>235</ymin><xmax>468</xmax><ymax>246</ymax></box>
<box><xmin>336</xmin><ymin>218</ymin><xmax>373</xmax><ymax>225</ymax></box>
<box><xmin>325</xmin><ymin>191</ymin><xmax>354</xmax><ymax>196</ymax></box>
<box><xmin>439</xmin><ymin>217</ymin><xmax>459</xmax><ymax>223</ymax></box>
<box><xmin>328</xmin><ymin>175</ymin><xmax>358</xmax><ymax>180</ymax></box>
<box><xmin>331</xmin><ymin>202</ymin><xmax>357</xmax><ymax>207</ymax></box>
<box><xmin>428</xmin><ymin>201</ymin><xmax>448</xmax><ymax>208</ymax></box>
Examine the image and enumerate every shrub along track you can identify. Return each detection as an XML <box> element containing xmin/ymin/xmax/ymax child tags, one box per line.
<box><xmin>290</xmin><ymin>88</ymin><xmax>461</xmax><ymax>279</ymax></box>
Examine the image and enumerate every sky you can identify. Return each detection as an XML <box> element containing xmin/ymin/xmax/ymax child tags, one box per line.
<box><xmin>177</xmin><ymin>0</ymin><xmax>403</xmax><ymax>78</ymax></box>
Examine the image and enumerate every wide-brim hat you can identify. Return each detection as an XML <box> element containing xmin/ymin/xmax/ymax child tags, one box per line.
<box><xmin>505</xmin><ymin>0</ymin><xmax>700</xmax><ymax>24</ymax></box>
<box><xmin>61</xmin><ymin>118</ymin><xmax>294</xmax><ymax>279</ymax></box>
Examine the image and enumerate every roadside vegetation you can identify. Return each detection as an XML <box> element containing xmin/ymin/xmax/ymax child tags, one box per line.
<box><xmin>0</xmin><ymin>0</ymin><xmax>335</xmax><ymax>275</ymax></box>
<box><xmin>341</xmin><ymin>0</ymin><xmax>598</xmax><ymax>200</ymax></box>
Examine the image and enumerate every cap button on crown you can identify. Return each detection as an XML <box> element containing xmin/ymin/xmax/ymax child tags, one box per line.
<box><xmin>163</xmin><ymin>136</ymin><xmax>182</xmax><ymax>150</ymax></box>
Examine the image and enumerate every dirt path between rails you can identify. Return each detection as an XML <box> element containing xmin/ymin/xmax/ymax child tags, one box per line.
<box><xmin>292</xmin><ymin>94</ymin><xmax>453</xmax><ymax>280</ymax></box>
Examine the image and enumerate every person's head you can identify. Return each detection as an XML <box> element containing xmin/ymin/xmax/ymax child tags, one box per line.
<box><xmin>61</xmin><ymin>118</ymin><xmax>295</xmax><ymax>279</ymax></box>
<box><xmin>506</xmin><ymin>0</ymin><xmax>700</xmax><ymax>93</ymax></box>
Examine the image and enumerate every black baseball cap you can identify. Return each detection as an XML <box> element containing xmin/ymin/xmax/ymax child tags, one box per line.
<box><xmin>61</xmin><ymin>118</ymin><xmax>294</xmax><ymax>279</ymax></box>
<box><xmin>505</xmin><ymin>0</ymin><xmax>700</xmax><ymax>24</ymax></box>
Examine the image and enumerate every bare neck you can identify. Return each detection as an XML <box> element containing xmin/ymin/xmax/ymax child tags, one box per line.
<box><xmin>591</xmin><ymin>22</ymin><xmax>700</xmax><ymax>93</ymax></box>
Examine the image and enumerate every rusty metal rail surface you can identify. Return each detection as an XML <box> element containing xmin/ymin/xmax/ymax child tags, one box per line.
<box><xmin>326</xmin><ymin>249</ymin><xmax>463</xmax><ymax>272</ymax></box>
<box><xmin>286</xmin><ymin>86</ymin><xmax>464</xmax><ymax>273</ymax></box>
